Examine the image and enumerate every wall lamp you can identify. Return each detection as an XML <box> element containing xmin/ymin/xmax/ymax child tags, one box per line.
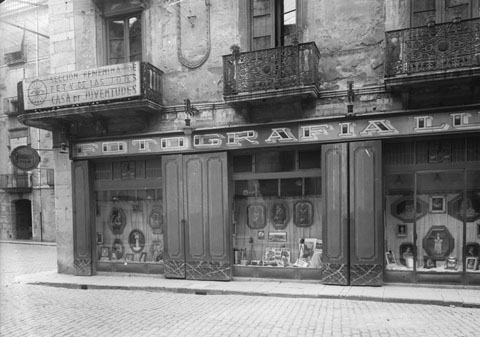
<box><xmin>183</xmin><ymin>98</ymin><xmax>199</xmax><ymax>136</ymax></box>
<box><xmin>346</xmin><ymin>81</ymin><xmax>355</xmax><ymax>115</ymax></box>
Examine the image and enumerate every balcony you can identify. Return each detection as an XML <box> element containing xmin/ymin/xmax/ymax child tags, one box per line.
<box><xmin>18</xmin><ymin>62</ymin><xmax>163</xmax><ymax>136</ymax></box>
<box><xmin>385</xmin><ymin>18</ymin><xmax>480</xmax><ymax>89</ymax></box>
<box><xmin>0</xmin><ymin>174</ymin><xmax>32</xmax><ymax>193</ymax></box>
<box><xmin>223</xmin><ymin>42</ymin><xmax>320</xmax><ymax>104</ymax></box>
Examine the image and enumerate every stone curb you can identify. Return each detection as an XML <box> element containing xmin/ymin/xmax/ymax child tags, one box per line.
<box><xmin>24</xmin><ymin>280</ymin><xmax>480</xmax><ymax>309</ymax></box>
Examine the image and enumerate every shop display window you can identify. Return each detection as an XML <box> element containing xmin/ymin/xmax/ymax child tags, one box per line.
<box><xmin>94</xmin><ymin>159</ymin><xmax>164</xmax><ymax>271</ymax></box>
<box><xmin>232</xmin><ymin>149</ymin><xmax>322</xmax><ymax>269</ymax></box>
<box><xmin>384</xmin><ymin>138</ymin><xmax>480</xmax><ymax>275</ymax></box>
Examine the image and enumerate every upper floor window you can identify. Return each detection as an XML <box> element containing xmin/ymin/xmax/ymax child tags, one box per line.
<box><xmin>107</xmin><ymin>13</ymin><xmax>142</xmax><ymax>64</ymax></box>
<box><xmin>250</xmin><ymin>0</ymin><xmax>297</xmax><ymax>50</ymax></box>
<box><xmin>411</xmin><ymin>0</ymin><xmax>478</xmax><ymax>27</ymax></box>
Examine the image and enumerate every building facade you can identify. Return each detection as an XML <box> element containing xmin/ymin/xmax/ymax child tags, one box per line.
<box><xmin>11</xmin><ymin>0</ymin><xmax>480</xmax><ymax>286</ymax></box>
<box><xmin>0</xmin><ymin>0</ymin><xmax>56</xmax><ymax>242</ymax></box>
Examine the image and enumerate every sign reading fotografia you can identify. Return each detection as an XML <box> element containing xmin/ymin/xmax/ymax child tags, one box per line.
<box><xmin>23</xmin><ymin>62</ymin><xmax>141</xmax><ymax>111</ymax></box>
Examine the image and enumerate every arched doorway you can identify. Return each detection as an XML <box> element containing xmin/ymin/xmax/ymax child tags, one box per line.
<box><xmin>15</xmin><ymin>199</ymin><xmax>32</xmax><ymax>240</ymax></box>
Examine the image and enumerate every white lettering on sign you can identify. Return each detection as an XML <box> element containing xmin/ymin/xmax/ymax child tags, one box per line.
<box><xmin>360</xmin><ymin>120</ymin><xmax>399</xmax><ymax>136</ymax></box>
<box><xmin>339</xmin><ymin>122</ymin><xmax>355</xmax><ymax>137</ymax></box>
<box><xmin>23</xmin><ymin>62</ymin><xmax>141</xmax><ymax>110</ymax></box>
<box><xmin>75</xmin><ymin>143</ymin><xmax>98</xmax><ymax>156</ymax></box>
<box><xmin>265</xmin><ymin>128</ymin><xmax>297</xmax><ymax>143</ymax></box>
<box><xmin>72</xmin><ymin>112</ymin><xmax>480</xmax><ymax>158</ymax></box>
<box><xmin>414</xmin><ymin>116</ymin><xmax>449</xmax><ymax>132</ymax></box>
<box><xmin>161</xmin><ymin>137</ymin><xmax>185</xmax><ymax>150</ymax></box>
<box><xmin>227</xmin><ymin>130</ymin><xmax>259</xmax><ymax>146</ymax></box>
<box><xmin>102</xmin><ymin>142</ymin><xmax>127</xmax><ymax>154</ymax></box>
<box><xmin>132</xmin><ymin>139</ymin><xmax>157</xmax><ymax>152</ymax></box>
<box><xmin>299</xmin><ymin>124</ymin><xmax>333</xmax><ymax>141</ymax></box>
<box><xmin>194</xmin><ymin>134</ymin><xmax>225</xmax><ymax>147</ymax></box>
<box><xmin>450</xmin><ymin>112</ymin><xmax>480</xmax><ymax>129</ymax></box>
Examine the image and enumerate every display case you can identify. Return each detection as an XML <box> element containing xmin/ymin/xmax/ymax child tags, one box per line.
<box><xmin>384</xmin><ymin>137</ymin><xmax>480</xmax><ymax>284</ymax></box>
<box><xmin>94</xmin><ymin>158</ymin><xmax>164</xmax><ymax>274</ymax></box>
<box><xmin>232</xmin><ymin>148</ymin><xmax>323</xmax><ymax>278</ymax></box>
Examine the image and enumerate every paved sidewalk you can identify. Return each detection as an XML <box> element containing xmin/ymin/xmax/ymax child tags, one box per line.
<box><xmin>15</xmin><ymin>270</ymin><xmax>480</xmax><ymax>308</ymax></box>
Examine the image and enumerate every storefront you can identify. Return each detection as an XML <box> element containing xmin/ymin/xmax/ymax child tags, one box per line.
<box><xmin>70</xmin><ymin>110</ymin><xmax>480</xmax><ymax>286</ymax></box>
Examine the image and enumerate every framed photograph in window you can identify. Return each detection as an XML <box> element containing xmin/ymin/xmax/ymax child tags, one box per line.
<box><xmin>466</xmin><ymin>257</ymin><xmax>478</xmax><ymax>271</ymax></box>
<box><xmin>96</xmin><ymin>232</ymin><xmax>104</xmax><ymax>245</ymax></box>
<box><xmin>125</xmin><ymin>253</ymin><xmax>134</xmax><ymax>262</ymax></box>
<box><xmin>385</xmin><ymin>251</ymin><xmax>396</xmax><ymax>265</ymax></box>
<box><xmin>430</xmin><ymin>195</ymin><xmax>446</xmax><ymax>213</ymax></box>
<box><xmin>397</xmin><ymin>224</ymin><xmax>407</xmax><ymax>237</ymax></box>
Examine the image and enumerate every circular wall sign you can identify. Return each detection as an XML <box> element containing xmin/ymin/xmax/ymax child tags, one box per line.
<box><xmin>10</xmin><ymin>146</ymin><xmax>41</xmax><ymax>171</ymax></box>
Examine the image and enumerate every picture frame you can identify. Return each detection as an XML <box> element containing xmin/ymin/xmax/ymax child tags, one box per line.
<box><xmin>257</xmin><ymin>230</ymin><xmax>265</xmax><ymax>240</ymax></box>
<box><xmin>397</xmin><ymin>224</ymin><xmax>407</xmax><ymax>237</ymax></box>
<box><xmin>466</xmin><ymin>257</ymin><xmax>478</xmax><ymax>271</ymax></box>
<box><xmin>445</xmin><ymin>257</ymin><xmax>458</xmax><ymax>270</ymax></box>
<box><xmin>247</xmin><ymin>204</ymin><xmax>266</xmax><ymax>229</ymax></box>
<box><xmin>423</xmin><ymin>256</ymin><xmax>436</xmax><ymax>269</ymax></box>
<box><xmin>96</xmin><ymin>232</ymin><xmax>104</xmax><ymax>245</ymax></box>
<box><xmin>100</xmin><ymin>246</ymin><xmax>110</xmax><ymax>258</ymax></box>
<box><xmin>125</xmin><ymin>253</ymin><xmax>134</xmax><ymax>262</ymax></box>
<box><xmin>430</xmin><ymin>195</ymin><xmax>446</xmax><ymax>213</ymax></box>
<box><xmin>139</xmin><ymin>252</ymin><xmax>147</xmax><ymax>263</ymax></box>
<box><xmin>268</xmin><ymin>231</ymin><xmax>287</xmax><ymax>242</ymax></box>
<box><xmin>385</xmin><ymin>251</ymin><xmax>396</xmax><ymax>265</ymax></box>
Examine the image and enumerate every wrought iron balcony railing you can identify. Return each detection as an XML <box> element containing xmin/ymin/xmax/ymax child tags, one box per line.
<box><xmin>223</xmin><ymin>42</ymin><xmax>320</xmax><ymax>102</ymax></box>
<box><xmin>0</xmin><ymin>173</ymin><xmax>32</xmax><ymax>192</ymax></box>
<box><xmin>385</xmin><ymin>18</ymin><xmax>480</xmax><ymax>78</ymax></box>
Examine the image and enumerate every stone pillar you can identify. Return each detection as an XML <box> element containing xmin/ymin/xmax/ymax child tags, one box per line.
<box><xmin>48</xmin><ymin>0</ymin><xmax>77</xmax><ymax>274</ymax></box>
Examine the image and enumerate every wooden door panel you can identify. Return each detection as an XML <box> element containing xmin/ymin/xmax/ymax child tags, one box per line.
<box><xmin>206</xmin><ymin>155</ymin><xmax>229</xmax><ymax>259</ymax></box>
<box><xmin>349</xmin><ymin>141</ymin><xmax>383</xmax><ymax>286</ymax></box>
<box><xmin>72</xmin><ymin>160</ymin><xmax>93</xmax><ymax>276</ymax></box>
<box><xmin>184</xmin><ymin>156</ymin><xmax>206</xmax><ymax>260</ymax></box>
<box><xmin>321</xmin><ymin>143</ymin><xmax>349</xmax><ymax>285</ymax></box>
<box><xmin>184</xmin><ymin>152</ymin><xmax>231</xmax><ymax>280</ymax></box>
<box><xmin>162</xmin><ymin>155</ymin><xmax>186</xmax><ymax>279</ymax></box>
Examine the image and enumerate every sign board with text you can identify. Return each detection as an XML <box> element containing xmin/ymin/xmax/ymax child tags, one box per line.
<box><xmin>22</xmin><ymin>62</ymin><xmax>141</xmax><ymax>111</ymax></box>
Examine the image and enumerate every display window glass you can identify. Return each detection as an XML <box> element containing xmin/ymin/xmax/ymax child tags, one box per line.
<box><xmin>93</xmin><ymin>159</ymin><xmax>164</xmax><ymax>272</ymax></box>
<box><xmin>384</xmin><ymin>137</ymin><xmax>480</xmax><ymax>275</ymax></box>
<box><xmin>232</xmin><ymin>148</ymin><xmax>322</xmax><ymax>269</ymax></box>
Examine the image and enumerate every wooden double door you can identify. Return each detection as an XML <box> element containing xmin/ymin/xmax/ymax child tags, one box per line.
<box><xmin>162</xmin><ymin>152</ymin><xmax>232</xmax><ymax>281</ymax></box>
<box><xmin>321</xmin><ymin>141</ymin><xmax>384</xmax><ymax>286</ymax></box>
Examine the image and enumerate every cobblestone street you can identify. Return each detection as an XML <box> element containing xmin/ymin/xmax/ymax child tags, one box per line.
<box><xmin>1</xmin><ymin>242</ymin><xmax>479</xmax><ymax>337</ymax></box>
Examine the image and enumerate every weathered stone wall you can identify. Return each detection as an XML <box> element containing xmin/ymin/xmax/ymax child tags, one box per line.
<box><xmin>0</xmin><ymin>2</ymin><xmax>53</xmax><ymax>241</ymax></box>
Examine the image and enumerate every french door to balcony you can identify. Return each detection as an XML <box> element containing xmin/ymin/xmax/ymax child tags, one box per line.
<box><xmin>321</xmin><ymin>141</ymin><xmax>384</xmax><ymax>286</ymax></box>
<box><xmin>162</xmin><ymin>152</ymin><xmax>232</xmax><ymax>281</ymax></box>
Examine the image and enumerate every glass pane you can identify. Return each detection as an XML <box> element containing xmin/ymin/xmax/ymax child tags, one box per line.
<box><xmin>233</xmin><ymin>178</ymin><xmax>322</xmax><ymax>269</ymax></box>
<box><xmin>255</xmin><ymin>151</ymin><xmax>295</xmax><ymax>172</ymax></box>
<box><xmin>304</xmin><ymin>177</ymin><xmax>321</xmax><ymax>196</ymax></box>
<box><xmin>465</xmin><ymin>170</ymin><xmax>480</xmax><ymax>274</ymax></box>
<box><xmin>445</xmin><ymin>0</ymin><xmax>470</xmax><ymax>21</ymax></box>
<box><xmin>233</xmin><ymin>154</ymin><xmax>253</xmax><ymax>173</ymax></box>
<box><xmin>108</xmin><ymin>19</ymin><xmax>125</xmax><ymax>64</ymax></box>
<box><xmin>128</xmin><ymin>15</ymin><xmax>142</xmax><ymax>61</ymax></box>
<box><xmin>384</xmin><ymin>173</ymin><xmax>415</xmax><ymax>271</ymax></box>
<box><xmin>298</xmin><ymin>150</ymin><xmax>320</xmax><ymax>169</ymax></box>
<box><xmin>95</xmin><ymin>188</ymin><xmax>164</xmax><ymax>265</ymax></box>
<box><xmin>282</xmin><ymin>0</ymin><xmax>296</xmax><ymax>46</ymax></box>
<box><xmin>280</xmin><ymin>178</ymin><xmax>302</xmax><ymax>196</ymax></box>
<box><xmin>417</xmin><ymin>171</ymin><xmax>464</xmax><ymax>273</ymax></box>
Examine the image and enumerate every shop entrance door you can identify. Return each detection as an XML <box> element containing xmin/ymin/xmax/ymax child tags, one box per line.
<box><xmin>321</xmin><ymin>141</ymin><xmax>383</xmax><ymax>286</ymax></box>
<box><xmin>162</xmin><ymin>152</ymin><xmax>232</xmax><ymax>281</ymax></box>
<box><xmin>15</xmin><ymin>199</ymin><xmax>32</xmax><ymax>240</ymax></box>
